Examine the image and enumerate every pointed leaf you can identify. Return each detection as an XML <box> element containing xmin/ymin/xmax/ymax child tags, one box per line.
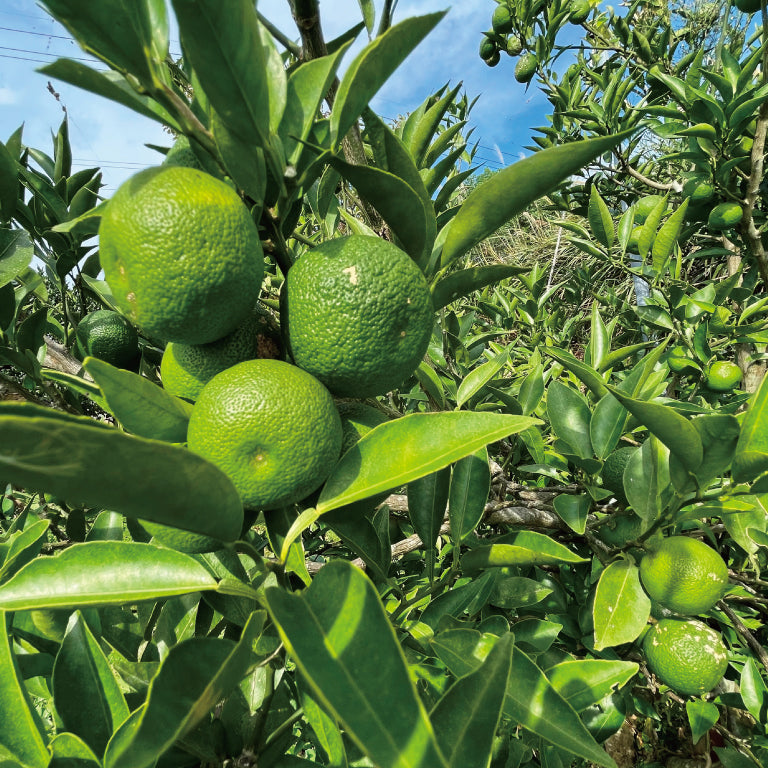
<box><xmin>733</xmin><ymin>374</ymin><xmax>768</xmax><ymax>482</ymax></box>
<box><xmin>547</xmin><ymin>660</ymin><xmax>639</xmax><ymax>712</ymax></box>
<box><xmin>265</xmin><ymin>560</ymin><xmax>448</xmax><ymax>768</ymax></box>
<box><xmin>84</xmin><ymin>357</ymin><xmax>191</xmax><ymax>443</ymax></box>
<box><xmin>685</xmin><ymin>699</ymin><xmax>719</xmax><ymax>745</ymax></box>
<box><xmin>432</xmin><ymin>266</ymin><xmax>528</xmax><ymax>311</ymax></box>
<box><xmin>440</xmin><ymin>131</ymin><xmax>633</xmax><ymax>267</ymax></box>
<box><xmin>0</xmin><ymin>143</ymin><xmax>16</xmax><ymax>224</ymax></box>
<box><xmin>651</xmin><ymin>200</ymin><xmax>688</xmax><ymax>274</ymax></box>
<box><xmin>588</xmin><ymin>187</ymin><xmax>614</xmax><ymax>249</ymax></box>
<box><xmin>53</xmin><ymin>611</ymin><xmax>130</xmax><ymax>756</ymax></box>
<box><xmin>331</xmin><ymin>12</ymin><xmax>446</xmax><ymax>146</ymax></box>
<box><xmin>430</xmin><ymin>633</ymin><xmax>512</xmax><ymax>768</ymax></box>
<box><xmin>449</xmin><ymin>447</ymin><xmax>490</xmax><ymax>542</ymax></box>
<box><xmin>105</xmin><ymin>612</ymin><xmax>264</xmax><ymax>768</ymax></box>
<box><xmin>456</xmin><ymin>348</ymin><xmax>509</xmax><ymax>409</ymax></box>
<box><xmin>547</xmin><ymin>381</ymin><xmax>593</xmax><ymax>459</ymax></box>
<box><xmin>408</xmin><ymin>467</ymin><xmax>450</xmax><ymax>576</ymax></box>
<box><xmin>553</xmin><ymin>493</ymin><xmax>590</xmax><ymax>535</ymax></box>
<box><xmin>544</xmin><ymin>348</ymin><xmax>607</xmax><ymax>399</ymax></box>
<box><xmin>593</xmin><ymin>560</ymin><xmax>650</xmax><ymax>650</ymax></box>
<box><xmin>0</xmin><ymin>229</ymin><xmax>33</xmax><ymax>289</ymax></box>
<box><xmin>0</xmin><ymin>542</ymin><xmax>218</xmax><ymax>610</ymax></box>
<box><xmin>317</xmin><ymin>412</ymin><xmax>538</xmax><ymax>514</ymax></box>
<box><xmin>0</xmin><ymin>404</ymin><xmax>242</xmax><ymax>540</ymax></box>
<box><xmin>48</xmin><ymin>732</ymin><xmax>101</xmax><ymax>768</ymax></box>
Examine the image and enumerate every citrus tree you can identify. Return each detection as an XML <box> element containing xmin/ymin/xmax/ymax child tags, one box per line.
<box><xmin>0</xmin><ymin>1</ymin><xmax>768</xmax><ymax>768</ymax></box>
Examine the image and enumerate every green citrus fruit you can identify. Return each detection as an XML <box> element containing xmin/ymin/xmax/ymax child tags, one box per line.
<box><xmin>569</xmin><ymin>0</ymin><xmax>591</xmax><ymax>23</ymax></box>
<box><xmin>597</xmin><ymin>511</ymin><xmax>644</xmax><ymax>548</ymax></box>
<box><xmin>708</xmin><ymin>202</ymin><xmax>743</xmax><ymax>231</ymax></box>
<box><xmin>479</xmin><ymin>36</ymin><xmax>498</xmax><ymax>61</ymax></box>
<box><xmin>187</xmin><ymin>359</ymin><xmax>342</xmax><ymax>510</ymax></box>
<box><xmin>667</xmin><ymin>346</ymin><xmax>699</xmax><ymax>375</ymax></box>
<box><xmin>139</xmin><ymin>519</ymin><xmax>223</xmax><ymax>554</ymax></box>
<box><xmin>706</xmin><ymin>361</ymin><xmax>742</xmax><ymax>392</ymax></box>
<box><xmin>99</xmin><ymin>166</ymin><xmax>264</xmax><ymax>345</ymax></box>
<box><xmin>161</xmin><ymin>309</ymin><xmax>281</xmax><ymax>401</ymax></box>
<box><xmin>505</xmin><ymin>36</ymin><xmax>524</xmax><ymax>56</ymax></box>
<box><xmin>682</xmin><ymin>178</ymin><xmax>715</xmax><ymax>205</ymax></box>
<box><xmin>643</xmin><ymin>618</ymin><xmax>728</xmax><ymax>696</ymax></box>
<box><xmin>336</xmin><ymin>401</ymin><xmax>390</xmax><ymax>455</ymax></box>
<box><xmin>75</xmin><ymin>309</ymin><xmax>140</xmax><ymax>369</ymax></box>
<box><xmin>639</xmin><ymin>535</ymin><xmax>729</xmax><ymax>615</ymax></box>
<box><xmin>735</xmin><ymin>0</ymin><xmax>761</xmax><ymax>12</ymax></box>
<box><xmin>163</xmin><ymin>135</ymin><xmax>221</xmax><ymax>178</ymax></box>
<box><xmin>633</xmin><ymin>195</ymin><xmax>666</xmax><ymax>225</ymax></box>
<box><xmin>515</xmin><ymin>52</ymin><xmax>538</xmax><ymax>83</ymax></box>
<box><xmin>492</xmin><ymin>4</ymin><xmax>515</xmax><ymax>34</ymax></box>
<box><xmin>282</xmin><ymin>236</ymin><xmax>434</xmax><ymax>398</ymax></box>
<box><xmin>485</xmin><ymin>51</ymin><xmax>501</xmax><ymax>67</ymax></box>
<box><xmin>601</xmin><ymin>446</ymin><xmax>636</xmax><ymax>505</ymax></box>
<box><xmin>626</xmin><ymin>226</ymin><xmax>643</xmax><ymax>253</ymax></box>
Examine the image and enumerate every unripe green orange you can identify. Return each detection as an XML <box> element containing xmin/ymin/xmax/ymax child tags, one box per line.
<box><xmin>706</xmin><ymin>361</ymin><xmax>742</xmax><ymax>392</ymax></box>
<box><xmin>492</xmin><ymin>4</ymin><xmax>515</xmax><ymax>34</ymax></box>
<box><xmin>708</xmin><ymin>202</ymin><xmax>743</xmax><ymax>232</ymax></box>
<box><xmin>515</xmin><ymin>52</ymin><xmax>538</xmax><ymax>83</ymax></box>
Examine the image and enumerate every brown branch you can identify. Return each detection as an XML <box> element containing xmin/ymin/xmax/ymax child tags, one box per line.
<box><xmin>719</xmin><ymin>601</ymin><xmax>768</xmax><ymax>675</ymax></box>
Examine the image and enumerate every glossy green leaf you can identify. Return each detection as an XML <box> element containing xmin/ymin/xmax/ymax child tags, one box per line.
<box><xmin>48</xmin><ymin>732</ymin><xmax>101</xmax><ymax>768</ymax></box>
<box><xmin>0</xmin><ymin>520</ymin><xmax>50</xmax><ymax>585</ymax></box>
<box><xmin>331</xmin><ymin>12</ymin><xmax>446</xmax><ymax>147</ymax></box>
<box><xmin>547</xmin><ymin>381</ymin><xmax>593</xmax><ymax>459</ymax></box>
<box><xmin>456</xmin><ymin>348</ymin><xmax>509</xmax><ymax>410</ymax></box>
<box><xmin>420</xmin><ymin>571</ymin><xmax>497</xmax><ymax>631</ymax></box>
<box><xmin>519</xmin><ymin>363</ymin><xmax>545</xmax><ymax>417</ymax></box>
<box><xmin>588</xmin><ymin>302</ymin><xmax>609</xmax><ymax>370</ymax></box>
<box><xmin>553</xmin><ymin>493</ymin><xmax>590</xmax><ymax>535</ymax></box>
<box><xmin>605</xmin><ymin>384</ymin><xmax>702</xmax><ymax>472</ymax></box>
<box><xmin>39</xmin><ymin>0</ymin><xmax>157</xmax><ymax>83</ymax></box>
<box><xmin>172</xmin><ymin>0</ymin><xmax>269</xmax><ymax>144</ymax></box>
<box><xmin>685</xmin><ymin>699</ymin><xmax>719</xmax><ymax>745</ymax></box>
<box><xmin>300</xmin><ymin>684</ymin><xmax>348</xmax><ymax>768</ymax></box>
<box><xmin>84</xmin><ymin>357</ymin><xmax>192</xmax><ymax>442</ymax></box>
<box><xmin>105</xmin><ymin>611</ymin><xmax>264</xmax><ymax>768</ymax></box>
<box><xmin>545</xmin><ymin>348</ymin><xmax>607</xmax><ymax>399</ymax></box>
<box><xmin>670</xmin><ymin>414</ymin><xmax>739</xmax><ymax>492</ymax></box>
<box><xmin>624</xmin><ymin>437</ymin><xmax>669</xmax><ymax>525</ymax></box>
<box><xmin>589</xmin><ymin>364</ymin><xmax>645</xmax><ymax>460</ymax></box>
<box><xmin>512</xmin><ymin>618</ymin><xmax>562</xmax><ymax>654</ymax></box>
<box><xmin>0</xmin><ymin>229</ymin><xmax>33</xmax><ymax>289</ymax></box>
<box><xmin>588</xmin><ymin>187</ymin><xmax>614</xmax><ymax>250</ymax></box>
<box><xmin>547</xmin><ymin>660</ymin><xmax>639</xmax><ymax>712</ymax></box>
<box><xmin>0</xmin><ymin>542</ymin><xmax>218</xmax><ymax>610</ymax></box>
<box><xmin>593</xmin><ymin>560</ymin><xmax>650</xmax><ymax>650</ymax></box>
<box><xmin>409</xmin><ymin>84</ymin><xmax>462</xmax><ymax>167</ymax></box>
<box><xmin>356</xmin><ymin>0</ymin><xmax>375</xmax><ymax>34</ymax></box>
<box><xmin>266</xmin><ymin>560</ymin><xmax>448</xmax><ymax>768</ymax></box>
<box><xmin>430</xmin><ymin>633</ymin><xmax>512</xmax><ymax>768</ymax></box>
<box><xmin>466</xmin><ymin>530</ymin><xmax>587</xmax><ymax>573</ymax></box>
<box><xmin>408</xmin><ymin>467</ymin><xmax>450</xmax><ymax>578</ymax></box>
<box><xmin>733</xmin><ymin>373</ymin><xmax>768</xmax><ymax>483</ymax></box>
<box><xmin>317</xmin><ymin>412</ymin><xmax>538</xmax><ymax>514</ymax></box>
<box><xmin>651</xmin><ymin>200</ymin><xmax>688</xmax><ymax>273</ymax></box>
<box><xmin>53</xmin><ymin>611</ymin><xmax>130</xmax><ymax>755</ymax></box>
<box><xmin>440</xmin><ymin>131</ymin><xmax>633</xmax><ymax>267</ymax></box>
<box><xmin>86</xmin><ymin>510</ymin><xmax>125</xmax><ymax>542</ymax></box>
<box><xmin>328</xmin><ymin>154</ymin><xmax>431</xmax><ymax>260</ymax></box>
<box><xmin>0</xmin><ymin>617</ymin><xmax>48</xmax><ymax>767</ymax></box>
<box><xmin>0</xmin><ymin>404</ymin><xmax>242</xmax><ymax>540</ymax></box>
<box><xmin>324</xmin><ymin>502</ymin><xmax>391</xmax><ymax>582</ymax></box>
<box><xmin>449</xmin><ymin>447</ymin><xmax>490</xmax><ymax>542</ymax></box>
<box><xmin>0</xmin><ymin>144</ymin><xmax>16</xmax><ymax>224</ymax></box>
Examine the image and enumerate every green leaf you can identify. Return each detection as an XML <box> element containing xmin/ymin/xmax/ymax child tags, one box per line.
<box><xmin>0</xmin><ymin>520</ymin><xmax>50</xmax><ymax>585</ymax></box>
<box><xmin>547</xmin><ymin>660</ymin><xmax>639</xmax><ymax>712</ymax></box>
<box><xmin>449</xmin><ymin>448</ymin><xmax>490</xmax><ymax>542</ymax></box>
<box><xmin>105</xmin><ymin>611</ymin><xmax>264</xmax><ymax>768</ymax></box>
<box><xmin>463</xmin><ymin>533</ymin><xmax>587</xmax><ymax>571</ymax></box>
<box><xmin>651</xmin><ymin>200</ymin><xmax>687</xmax><ymax>274</ymax></box>
<box><xmin>588</xmin><ymin>301</ymin><xmax>609</xmax><ymax>370</ymax></box>
<box><xmin>327</xmin><ymin>154</ymin><xmax>431</xmax><ymax>260</ymax></box>
<box><xmin>408</xmin><ymin>83</ymin><xmax>462</xmax><ymax>167</ymax></box>
<box><xmin>588</xmin><ymin>187</ymin><xmax>614</xmax><ymax>249</ymax></box>
<box><xmin>331</xmin><ymin>12</ymin><xmax>446</xmax><ymax>147</ymax></box>
<box><xmin>48</xmin><ymin>732</ymin><xmax>101</xmax><ymax>768</ymax></box>
<box><xmin>553</xmin><ymin>493</ymin><xmax>590</xmax><ymax>535</ymax></box>
<box><xmin>171</xmin><ymin>0</ymin><xmax>269</xmax><ymax>145</ymax></box>
<box><xmin>317</xmin><ymin>412</ymin><xmax>538</xmax><ymax>513</ymax></box>
<box><xmin>0</xmin><ymin>229</ymin><xmax>33</xmax><ymax>289</ymax></box>
<box><xmin>605</xmin><ymin>384</ymin><xmax>703</xmax><ymax>472</ymax></box>
<box><xmin>739</xmin><ymin>657</ymin><xmax>768</xmax><ymax>725</ymax></box>
<box><xmin>0</xmin><ymin>143</ymin><xmax>16</xmax><ymax>224</ymax></box>
<box><xmin>440</xmin><ymin>131</ymin><xmax>633</xmax><ymax>267</ymax></box>
<box><xmin>84</xmin><ymin>357</ymin><xmax>192</xmax><ymax>443</ymax></box>
<box><xmin>547</xmin><ymin>381</ymin><xmax>593</xmax><ymax>459</ymax></box>
<box><xmin>300</xmin><ymin>684</ymin><xmax>349</xmax><ymax>768</ymax></box>
<box><xmin>544</xmin><ymin>348</ymin><xmax>607</xmax><ymax>399</ymax></box>
<box><xmin>420</xmin><ymin>570</ymin><xmax>497</xmax><ymax>631</ymax></box>
<box><xmin>39</xmin><ymin>0</ymin><xmax>158</xmax><ymax>83</ymax></box>
<box><xmin>53</xmin><ymin>611</ymin><xmax>130</xmax><ymax>756</ymax></box>
<box><xmin>519</xmin><ymin>364</ymin><xmax>545</xmax><ymax>417</ymax></box>
<box><xmin>733</xmin><ymin>373</ymin><xmax>768</xmax><ymax>482</ymax></box>
<box><xmin>408</xmin><ymin>467</ymin><xmax>450</xmax><ymax>578</ymax></box>
<box><xmin>685</xmin><ymin>699</ymin><xmax>719</xmax><ymax>745</ymax></box>
<box><xmin>624</xmin><ymin>437</ymin><xmax>670</xmax><ymax>525</ymax></box>
<box><xmin>430</xmin><ymin>633</ymin><xmax>512</xmax><ymax>768</ymax></box>
<box><xmin>456</xmin><ymin>348</ymin><xmax>509</xmax><ymax>409</ymax></box>
<box><xmin>0</xmin><ymin>616</ymin><xmax>49</xmax><ymax>767</ymax></box>
<box><xmin>265</xmin><ymin>560</ymin><xmax>448</xmax><ymax>768</ymax></box>
<box><xmin>592</xmin><ymin>560</ymin><xmax>650</xmax><ymax>650</ymax></box>
<box><xmin>0</xmin><ymin>404</ymin><xmax>242</xmax><ymax>541</ymax></box>
<box><xmin>0</xmin><ymin>542</ymin><xmax>218</xmax><ymax>610</ymax></box>
<box><xmin>356</xmin><ymin>0</ymin><xmax>375</xmax><ymax>35</ymax></box>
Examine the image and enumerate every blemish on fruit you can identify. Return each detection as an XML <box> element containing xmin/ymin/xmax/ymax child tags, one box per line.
<box><xmin>343</xmin><ymin>266</ymin><xmax>359</xmax><ymax>285</ymax></box>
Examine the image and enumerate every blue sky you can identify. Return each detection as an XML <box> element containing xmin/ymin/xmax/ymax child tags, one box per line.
<box><xmin>0</xmin><ymin>0</ymin><xmax>557</xmax><ymax>194</ymax></box>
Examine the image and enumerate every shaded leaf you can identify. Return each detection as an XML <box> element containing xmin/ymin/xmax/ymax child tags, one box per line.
<box><xmin>547</xmin><ymin>660</ymin><xmax>639</xmax><ymax>712</ymax></box>
<box><xmin>593</xmin><ymin>560</ymin><xmax>650</xmax><ymax>650</ymax></box>
<box><xmin>0</xmin><ymin>229</ymin><xmax>33</xmax><ymax>290</ymax></box>
<box><xmin>547</xmin><ymin>381</ymin><xmax>593</xmax><ymax>459</ymax></box>
<box><xmin>448</xmin><ymin>447</ymin><xmax>490</xmax><ymax>542</ymax></box>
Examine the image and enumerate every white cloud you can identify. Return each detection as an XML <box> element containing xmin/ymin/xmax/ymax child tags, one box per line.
<box><xmin>0</xmin><ymin>88</ymin><xmax>17</xmax><ymax>105</ymax></box>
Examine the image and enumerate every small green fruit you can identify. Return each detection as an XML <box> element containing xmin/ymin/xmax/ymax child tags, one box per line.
<box><xmin>708</xmin><ymin>202</ymin><xmax>743</xmax><ymax>232</ymax></box>
<box><xmin>515</xmin><ymin>52</ymin><xmax>538</xmax><ymax>83</ymax></box>
<box><xmin>492</xmin><ymin>4</ymin><xmax>515</xmax><ymax>34</ymax></box>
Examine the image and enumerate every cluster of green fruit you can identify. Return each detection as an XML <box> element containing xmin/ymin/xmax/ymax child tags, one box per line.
<box><xmin>91</xmin><ymin>159</ymin><xmax>434</xmax><ymax>515</ymax></box>
<box><xmin>667</xmin><ymin>348</ymin><xmax>743</xmax><ymax>393</ymax></box>
<box><xmin>480</xmin><ymin>1</ymin><xmax>591</xmax><ymax>81</ymax></box>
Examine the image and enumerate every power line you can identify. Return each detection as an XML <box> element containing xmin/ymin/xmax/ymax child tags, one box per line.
<box><xmin>0</xmin><ymin>24</ymin><xmax>73</xmax><ymax>40</ymax></box>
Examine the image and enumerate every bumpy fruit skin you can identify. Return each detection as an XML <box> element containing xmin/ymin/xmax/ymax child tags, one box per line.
<box><xmin>639</xmin><ymin>535</ymin><xmax>729</xmax><ymax>615</ymax></box>
<box><xmin>643</xmin><ymin>618</ymin><xmax>728</xmax><ymax>696</ymax></box>
<box><xmin>682</xmin><ymin>178</ymin><xmax>715</xmax><ymax>204</ymax></box>
<box><xmin>515</xmin><ymin>52</ymin><xmax>538</xmax><ymax>83</ymax></box>
<box><xmin>282</xmin><ymin>236</ymin><xmax>434</xmax><ymax>398</ymax></box>
<box><xmin>187</xmin><ymin>359</ymin><xmax>342</xmax><ymax>510</ymax></box>
<box><xmin>163</xmin><ymin>135</ymin><xmax>222</xmax><ymax>178</ymax></box>
<box><xmin>479</xmin><ymin>36</ymin><xmax>497</xmax><ymax>61</ymax></box>
<box><xmin>99</xmin><ymin>166</ymin><xmax>264</xmax><ymax>345</ymax></box>
<box><xmin>75</xmin><ymin>309</ymin><xmax>139</xmax><ymax>369</ymax></box>
<box><xmin>492</xmin><ymin>4</ymin><xmax>515</xmax><ymax>34</ymax></box>
<box><xmin>706</xmin><ymin>361</ymin><xmax>743</xmax><ymax>392</ymax></box>
<box><xmin>708</xmin><ymin>202</ymin><xmax>743</xmax><ymax>232</ymax></box>
<box><xmin>161</xmin><ymin>310</ymin><xmax>281</xmax><ymax>401</ymax></box>
<box><xmin>601</xmin><ymin>446</ymin><xmax>636</xmax><ymax>505</ymax></box>
<box><xmin>505</xmin><ymin>36</ymin><xmax>524</xmax><ymax>56</ymax></box>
